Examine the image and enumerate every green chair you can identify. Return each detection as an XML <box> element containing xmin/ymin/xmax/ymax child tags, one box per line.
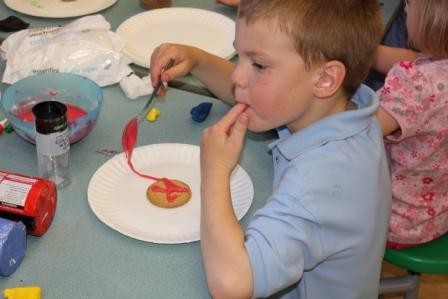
<box><xmin>379</xmin><ymin>233</ymin><xmax>448</xmax><ymax>299</ymax></box>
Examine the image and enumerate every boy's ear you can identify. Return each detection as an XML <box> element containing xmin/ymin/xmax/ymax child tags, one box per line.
<box><xmin>313</xmin><ymin>60</ymin><xmax>346</xmax><ymax>98</ymax></box>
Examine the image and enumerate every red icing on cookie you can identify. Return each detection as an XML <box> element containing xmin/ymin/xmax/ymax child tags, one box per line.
<box><xmin>150</xmin><ymin>178</ymin><xmax>189</xmax><ymax>202</ymax></box>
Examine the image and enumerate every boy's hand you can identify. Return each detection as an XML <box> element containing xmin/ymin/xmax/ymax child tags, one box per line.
<box><xmin>200</xmin><ymin>103</ymin><xmax>249</xmax><ymax>176</ymax></box>
<box><xmin>149</xmin><ymin>43</ymin><xmax>201</xmax><ymax>95</ymax></box>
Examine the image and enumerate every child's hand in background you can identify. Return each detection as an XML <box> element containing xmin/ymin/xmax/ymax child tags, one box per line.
<box><xmin>216</xmin><ymin>0</ymin><xmax>240</xmax><ymax>7</ymax></box>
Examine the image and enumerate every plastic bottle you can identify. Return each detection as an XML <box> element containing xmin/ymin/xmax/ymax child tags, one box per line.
<box><xmin>33</xmin><ymin>101</ymin><xmax>71</xmax><ymax>188</ymax></box>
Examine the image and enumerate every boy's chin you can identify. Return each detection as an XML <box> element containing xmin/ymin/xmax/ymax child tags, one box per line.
<box><xmin>248</xmin><ymin>123</ymin><xmax>276</xmax><ymax>133</ymax></box>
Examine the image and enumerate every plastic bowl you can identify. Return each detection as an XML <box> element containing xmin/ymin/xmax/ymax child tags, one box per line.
<box><xmin>0</xmin><ymin>73</ymin><xmax>103</xmax><ymax>144</ymax></box>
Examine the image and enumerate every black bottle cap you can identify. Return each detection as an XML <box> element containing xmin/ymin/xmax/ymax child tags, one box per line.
<box><xmin>32</xmin><ymin>101</ymin><xmax>67</xmax><ymax>134</ymax></box>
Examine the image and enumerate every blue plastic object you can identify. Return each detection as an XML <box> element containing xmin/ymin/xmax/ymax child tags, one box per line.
<box><xmin>190</xmin><ymin>102</ymin><xmax>213</xmax><ymax>123</ymax></box>
<box><xmin>0</xmin><ymin>219</ymin><xmax>26</xmax><ymax>276</ymax></box>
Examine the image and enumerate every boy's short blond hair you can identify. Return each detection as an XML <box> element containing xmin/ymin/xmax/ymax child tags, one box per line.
<box><xmin>238</xmin><ymin>0</ymin><xmax>384</xmax><ymax>97</ymax></box>
<box><xmin>410</xmin><ymin>0</ymin><xmax>448</xmax><ymax>59</ymax></box>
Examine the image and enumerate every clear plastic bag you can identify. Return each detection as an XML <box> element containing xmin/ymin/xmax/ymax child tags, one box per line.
<box><xmin>1</xmin><ymin>14</ymin><xmax>132</xmax><ymax>87</ymax></box>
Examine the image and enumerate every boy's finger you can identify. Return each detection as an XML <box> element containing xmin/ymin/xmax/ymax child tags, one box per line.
<box><xmin>160</xmin><ymin>63</ymin><xmax>184</xmax><ymax>82</ymax></box>
<box><xmin>156</xmin><ymin>85</ymin><xmax>167</xmax><ymax>96</ymax></box>
<box><xmin>229</xmin><ymin>112</ymin><xmax>249</xmax><ymax>144</ymax></box>
<box><xmin>215</xmin><ymin>103</ymin><xmax>248</xmax><ymax>131</ymax></box>
<box><xmin>149</xmin><ymin>52</ymin><xmax>164</xmax><ymax>85</ymax></box>
<box><xmin>150</xmin><ymin>57</ymin><xmax>175</xmax><ymax>87</ymax></box>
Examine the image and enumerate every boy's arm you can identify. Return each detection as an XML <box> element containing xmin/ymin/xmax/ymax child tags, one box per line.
<box><xmin>373</xmin><ymin>45</ymin><xmax>418</xmax><ymax>75</ymax></box>
<box><xmin>376</xmin><ymin>106</ymin><xmax>400</xmax><ymax>136</ymax></box>
<box><xmin>201</xmin><ymin>168</ymin><xmax>253</xmax><ymax>299</ymax></box>
<box><xmin>191</xmin><ymin>49</ymin><xmax>236</xmax><ymax>105</ymax></box>
<box><xmin>200</xmin><ymin>104</ymin><xmax>253</xmax><ymax>299</ymax></box>
<box><xmin>150</xmin><ymin>44</ymin><xmax>236</xmax><ymax>105</ymax></box>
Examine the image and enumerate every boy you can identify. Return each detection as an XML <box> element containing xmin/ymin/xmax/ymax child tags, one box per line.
<box><xmin>150</xmin><ymin>0</ymin><xmax>391</xmax><ymax>298</ymax></box>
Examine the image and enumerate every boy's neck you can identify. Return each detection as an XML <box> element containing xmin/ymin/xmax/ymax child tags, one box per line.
<box><xmin>346</xmin><ymin>100</ymin><xmax>356</xmax><ymax>111</ymax></box>
<box><xmin>287</xmin><ymin>92</ymin><xmax>352</xmax><ymax>133</ymax></box>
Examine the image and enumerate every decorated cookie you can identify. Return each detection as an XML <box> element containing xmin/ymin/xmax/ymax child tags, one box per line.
<box><xmin>147</xmin><ymin>178</ymin><xmax>191</xmax><ymax>208</ymax></box>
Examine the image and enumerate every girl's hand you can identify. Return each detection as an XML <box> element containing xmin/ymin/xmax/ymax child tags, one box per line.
<box><xmin>200</xmin><ymin>103</ymin><xmax>249</xmax><ymax>176</ymax></box>
<box><xmin>149</xmin><ymin>43</ymin><xmax>203</xmax><ymax>95</ymax></box>
<box><xmin>216</xmin><ymin>0</ymin><xmax>240</xmax><ymax>7</ymax></box>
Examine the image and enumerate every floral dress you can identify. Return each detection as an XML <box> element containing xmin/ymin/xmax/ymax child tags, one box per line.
<box><xmin>378</xmin><ymin>56</ymin><xmax>448</xmax><ymax>247</ymax></box>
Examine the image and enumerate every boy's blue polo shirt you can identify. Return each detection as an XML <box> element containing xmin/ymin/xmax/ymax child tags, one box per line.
<box><xmin>244</xmin><ymin>85</ymin><xmax>391</xmax><ymax>299</ymax></box>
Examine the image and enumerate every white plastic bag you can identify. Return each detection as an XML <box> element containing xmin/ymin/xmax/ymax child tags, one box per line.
<box><xmin>0</xmin><ymin>14</ymin><xmax>132</xmax><ymax>87</ymax></box>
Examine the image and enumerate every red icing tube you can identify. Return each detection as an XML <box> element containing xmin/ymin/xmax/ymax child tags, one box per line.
<box><xmin>122</xmin><ymin>114</ymin><xmax>189</xmax><ymax>202</ymax></box>
<box><xmin>0</xmin><ymin>170</ymin><xmax>57</xmax><ymax>236</ymax></box>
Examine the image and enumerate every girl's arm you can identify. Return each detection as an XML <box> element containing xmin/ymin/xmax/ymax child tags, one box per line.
<box><xmin>376</xmin><ymin>106</ymin><xmax>400</xmax><ymax>136</ymax></box>
<box><xmin>373</xmin><ymin>45</ymin><xmax>418</xmax><ymax>75</ymax></box>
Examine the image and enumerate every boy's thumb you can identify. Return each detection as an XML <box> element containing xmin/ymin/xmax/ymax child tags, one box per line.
<box><xmin>231</xmin><ymin>112</ymin><xmax>249</xmax><ymax>143</ymax></box>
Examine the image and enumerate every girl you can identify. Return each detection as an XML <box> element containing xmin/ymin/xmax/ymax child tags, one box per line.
<box><xmin>375</xmin><ymin>0</ymin><xmax>448</xmax><ymax>248</ymax></box>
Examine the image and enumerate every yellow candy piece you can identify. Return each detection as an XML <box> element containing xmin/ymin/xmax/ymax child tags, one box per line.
<box><xmin>3</xmin><ymin>286</ymin><xmax>41</xmax><ymax>299</ymax></box>
<box><xmin>146</xmin><ymin>107</ymin><xmax>161</xmax><ymax>122</ymax></box>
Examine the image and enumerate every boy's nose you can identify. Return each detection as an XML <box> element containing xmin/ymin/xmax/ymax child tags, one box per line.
<box><xmin>231</xmin><ymin>64</ymin><xmax>247</xmax><ymax>89</ymax></box>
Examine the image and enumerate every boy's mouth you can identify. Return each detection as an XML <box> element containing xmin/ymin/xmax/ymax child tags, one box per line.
<box><xmin>235</xmin><ymin>97</ymin><xmax>248</xmax><ymax>106</ymax></box>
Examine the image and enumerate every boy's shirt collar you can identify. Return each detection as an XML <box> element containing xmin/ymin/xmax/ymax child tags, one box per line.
<box><xmin>269</xmin><ymin>84</ymin><xmax>379</xmax><ymax>160</ymax></box>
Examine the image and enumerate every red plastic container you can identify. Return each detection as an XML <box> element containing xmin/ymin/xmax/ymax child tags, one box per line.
<box><xmin>0</xmin><ymin>170</ymin><xmax>57</xmax><ymax>236</ymax></box>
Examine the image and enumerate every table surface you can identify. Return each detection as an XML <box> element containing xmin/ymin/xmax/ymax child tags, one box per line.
<box><xmin>0</xmin><ymin>1</ymin><xmax>401</xmax><ymax>298</ymax></box>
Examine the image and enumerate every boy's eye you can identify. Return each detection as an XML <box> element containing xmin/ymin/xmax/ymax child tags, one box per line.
<box><xmin>252</xmin><ymin>62</ymin><xmax>266</xmax><ymax>71</ymax></box>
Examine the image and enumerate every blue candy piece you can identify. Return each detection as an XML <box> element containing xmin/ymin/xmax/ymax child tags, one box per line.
<box><xmin>190</xmin><ymin>102</ymin><xmax>213</xmax><ymax>123</ymax></box>
<box><xmin>0</xmin><ymin>219</ymin><xmax>26</xmax><ymax>276</ymax></box>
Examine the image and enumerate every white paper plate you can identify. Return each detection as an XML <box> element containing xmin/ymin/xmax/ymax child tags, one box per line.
<box><xmin>87</xmin><ymin>143</ymin><xmax>253</xmax><ymax>243</ymax></box>
<box><xmin>116</xmin><ymin>7</ymin><xmax>236</xmax><ymax>68</ymax></box>
<box><xmin>4</xmin><ymin>0</ymin><xmax>117</xmax><ymax>18</ymax></box>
